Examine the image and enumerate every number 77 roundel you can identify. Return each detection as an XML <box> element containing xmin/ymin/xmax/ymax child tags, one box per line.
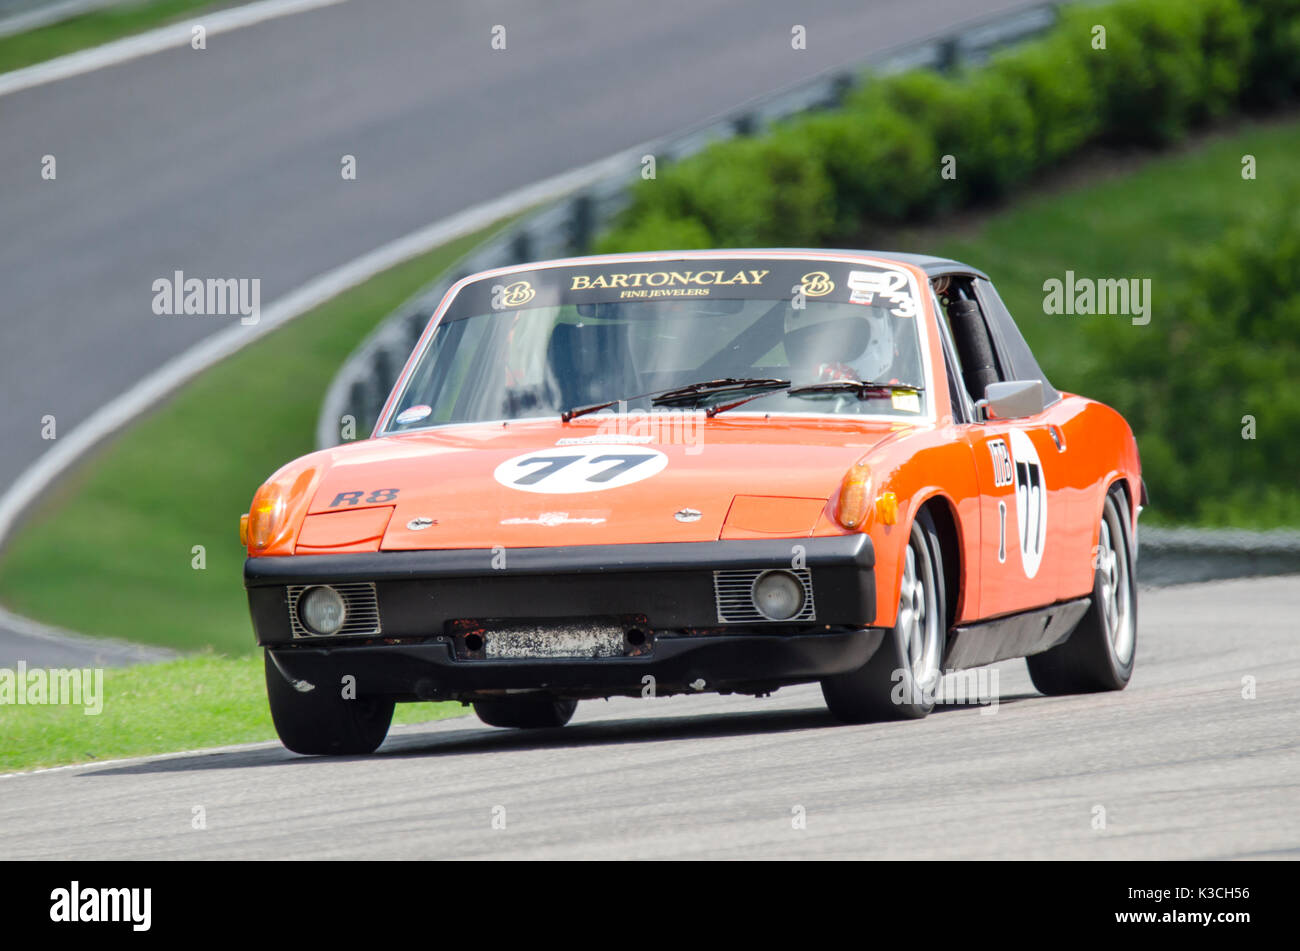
<box><xmin>493</xmin><ymin>446</ymin><xmax>669</xmax><ymax>493</ymax></box>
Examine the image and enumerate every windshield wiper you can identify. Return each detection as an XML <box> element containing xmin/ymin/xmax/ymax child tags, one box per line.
<box><xmin>562</xmin><ymin>376</ymin><xmax>895</xmax><ymax>423</ymax></box>
<box><xmin>707</xmin><ymin>378</ymin><xmax>927</xmax><ymax>418</ymax></box>
<box><xmin>650</xmin><ymin>377</ymin><xmax>790</xmax><ymax>407</ymax></box>
<box><xmin>563</xmin><ymin>378</ymin><xmax>792</xmax><ymax>422</ymax></box>
<box><xmin>788</xmin><ymin>379</ymin><xmax>925</xmax><ymax>398</ymax></box>
<box><xmin>560</xmin><ymin>382</ymin><xmax>694</xmax><ymax>423</ymax></box>
<box><xmin>561</xmin><ymin>397</ymin><xmax>629</xmax><ymax>423</ymax></box>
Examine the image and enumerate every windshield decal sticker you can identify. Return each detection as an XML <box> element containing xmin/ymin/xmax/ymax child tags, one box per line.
<box><xmin>570</xmin><ymin>269</ymin><xmax>769</xmax><ymax>291</ymax></box>
<box><xmin>493</xmin><ymin>280</ymin><xmax>535</xmax><ymax>308</ymax></box>
<box><xmin>494</xmin><ymin>446</ymin><xmax>668</xmax><ymax>494</ymax></box>
<box><xmin>891</xmin><ymin>391</ymin><xmax>922</xmax><ymax>413</ymax></box>
<box><xmin>798</xmin><ymin>271</ymin><xmax>835</xmax><ymax>297</ymax></box>
<box><xmin>394</xmin><ymin>404</ymin><xmax>432</xmax><ymax>425</ymax></box>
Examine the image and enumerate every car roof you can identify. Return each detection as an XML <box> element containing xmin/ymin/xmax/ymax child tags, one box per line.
<box><xmin>501</xmin><ymin>248</ymin><xmax>989</xmax><ymax>281</ymax></box>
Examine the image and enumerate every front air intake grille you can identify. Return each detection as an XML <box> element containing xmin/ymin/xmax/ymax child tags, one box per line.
<box><xmin>713</xmin><ymin>569</ymin><xmax>816</xmax><ymax>623</ymax></box>
<box><xmin>287</xmin><ymin>583</ymin><xmax>382</xmax><ymax>638</ymax></box>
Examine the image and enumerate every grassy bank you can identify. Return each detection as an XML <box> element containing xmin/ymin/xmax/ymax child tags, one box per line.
<box><xmin>0</xmin><ymin>652</ymin><xmax>464</xmax><ymax>773</ymax></box>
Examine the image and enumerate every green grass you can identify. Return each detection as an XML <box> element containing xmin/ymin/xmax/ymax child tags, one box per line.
<box><xmin>0</xmin><ymin>223</ymin><xmax>505</xmax><ymax>654</ymax></box>
<box><xmin>0</xmin><ymin>652</ymin><xmax>465</xmax><ymax>773</ymax></box>
<box><xmin>900</xmin><ymin>114</ymin><xmax>1300</xmax><ymax>395</ymax></box>
<box><xmin>0</xmin><ymin>0</ymin><xmax>227</xmax><ymax>74</ymax></box>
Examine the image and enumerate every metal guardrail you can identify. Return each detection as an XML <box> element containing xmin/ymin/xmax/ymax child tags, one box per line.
<box><xmin>314</xmin><ymin>1</ymin><xmax>1064</xmax><ymax>451</ymax></box>
<box><xmin>1137</xmin><ymin>527</ymin><xmax>1300</xmax><ymax>586</ymax></box>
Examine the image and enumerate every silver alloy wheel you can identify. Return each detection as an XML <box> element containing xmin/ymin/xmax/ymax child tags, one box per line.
<box><xmin>1097</xmin><ymin>497</ymin><xmax>1135</xmax><ymax>665</ymax></box>
<box><xmin>898</xmin><ymin>525</ymin><xmax>942</xmax><ymax>689</ymax></box>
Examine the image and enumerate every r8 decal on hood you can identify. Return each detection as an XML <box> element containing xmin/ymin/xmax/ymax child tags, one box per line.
<box><xmin>493</xmin><ymin>446</ymin><xmax>668</xmax><ymax>494</ymax></box>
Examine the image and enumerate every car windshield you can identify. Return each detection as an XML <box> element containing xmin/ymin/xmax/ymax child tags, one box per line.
<box><xmin>382</xmin><ymin>257</ymin><xmax>930</xmax><ymax>431</ymax></box>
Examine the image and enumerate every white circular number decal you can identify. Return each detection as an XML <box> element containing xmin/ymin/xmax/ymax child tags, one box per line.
<box><xmin>1009</xmin><ymin>429</ymin><xmax>1048</xmax><ymax>579</ymax></box>
<box><xmin>493</xmin><ymin>445</ymin><xmax>668</xmax><ymax>494</ymax></box>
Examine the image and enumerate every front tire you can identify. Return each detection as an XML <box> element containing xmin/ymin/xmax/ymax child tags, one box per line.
<box><xmin>265</xmin><ymin>651</ymin><xmax>394</xmax><ymax>755</ymax></box>
<box><xmin>1026</xmin><ymin>489</ymin><xmax>1137</xmax><ymax>695</ymax></box>
<box><xmin>474</xmin><ymin>695</ymin><xmax>578</xmax><ymax>729</ymax></box>
<box><xmin>821</xmin><ymin>508</ymin><xmax>947</xmax><ymax>723</ymax></box>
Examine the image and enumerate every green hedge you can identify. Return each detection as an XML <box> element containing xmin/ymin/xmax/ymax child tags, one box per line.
<box><xmin>596</xmin><ymin>0</ymin><xmax>1299</xmax><ymax>252</ymax></box>
<box><xmin>1081</xmin><ymin>202</ymin><xmax>1300</xmax><ymax>526</ymax></box>
<box><xmin>1241</xmin><ymin>0</ymin><xmax>1300</xmax><ymax>104</ymax></box>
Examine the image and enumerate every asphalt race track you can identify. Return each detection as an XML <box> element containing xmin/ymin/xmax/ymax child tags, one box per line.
<box><xmin>0</xmin><ymin>0</ymin><xmax>1032</xmax><ymax>664</ymax></box>
<box><xmin>2</xmin><ymin>576</ymin><xmax>1295</xmax><ymax>859</ymax></box>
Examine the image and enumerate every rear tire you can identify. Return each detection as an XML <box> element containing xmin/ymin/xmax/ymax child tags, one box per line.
<box><xmin>265</xmin><ymin>651</ymin><xmax>394</xmax><ymax>755</ymax></box>
<box><xmin>822</xmin><ymin>508</ymin><xmax>947</xmax><ymax>723</ymax></box>
<box><xmin>474</xmin><ymin>695</ymin><xmax>578</xmax><ymax>729</ymax></box>
<box><xmin>1026</xmin><ymin>489</ymin><xmax>1137</xmax><ymax>695</ymax></box>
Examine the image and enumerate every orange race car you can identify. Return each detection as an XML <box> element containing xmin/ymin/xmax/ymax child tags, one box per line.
<box><xmin>242</xmin><ymin>250</ymin><xmax>1143</xmax><ymax>755</ymax></box>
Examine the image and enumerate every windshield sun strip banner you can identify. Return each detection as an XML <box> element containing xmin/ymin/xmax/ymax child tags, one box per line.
<box><xmin>440</xmin><ymin>259</ymin><xmax>920</xmax><ymax>318</ymax></box>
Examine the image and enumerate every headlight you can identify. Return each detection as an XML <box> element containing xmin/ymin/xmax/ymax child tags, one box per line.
<box><xmin>299</xmin><ymin>586</ymin><xmax>347</xmax><ymax>635</ymax></box>
<box><xmin>752</xmin><ymin>570</ymin><xmax>805</xmax><ymax>621</ymax></box>
<box><xmin>835</xmin><ymin>461</ymin><xmax>872</xmax><ymax>529</ymax></box>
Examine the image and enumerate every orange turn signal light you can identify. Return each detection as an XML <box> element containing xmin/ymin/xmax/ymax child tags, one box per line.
<box><xmin>239</xmin><ymin>513</ymin><xmax>249</xmax><ymax>546</ymax></box>
<box><xmin>875</xmin><ymin>492</ymin><xmax>899</xmax><ymax>525</ymax></box>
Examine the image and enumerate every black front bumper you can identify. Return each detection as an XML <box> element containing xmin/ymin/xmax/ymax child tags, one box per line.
<box><xmin>268</xmin><ymin>628</ymin><xmax>884</xmax><ymax>700</ymax></box>
<box><xmin>247</xmin><ymin>535</ymin><xmax>877</xmax><ymax>698</ymax></box>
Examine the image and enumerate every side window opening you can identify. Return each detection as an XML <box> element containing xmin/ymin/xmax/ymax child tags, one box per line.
<box><xmin>974</xmin><ymin>279</ymin><xmax>1060</xmax><ymax>406</ymax></box>
<box><xmin>929</xmin><ymin>282</ymin><xmax>973</xmax><ymax>423</ymax></box>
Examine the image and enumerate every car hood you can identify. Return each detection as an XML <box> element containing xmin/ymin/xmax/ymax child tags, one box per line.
<box><xmin>305</xmin><ymin>416</ymin><xmax>916</xmax><ymax>550</ymax></box>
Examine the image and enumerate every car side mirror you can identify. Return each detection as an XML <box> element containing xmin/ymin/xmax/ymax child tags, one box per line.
<box><xmin>981</xmin><ymin>380</ymin><xmax>1044</xmax><ymax>420</ymax></box>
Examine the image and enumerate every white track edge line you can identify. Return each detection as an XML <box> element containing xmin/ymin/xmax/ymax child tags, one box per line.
<box><xmin>0</xmin><ymin>0</ymin><xmax>348</xmax><ymax>98</ymax></box>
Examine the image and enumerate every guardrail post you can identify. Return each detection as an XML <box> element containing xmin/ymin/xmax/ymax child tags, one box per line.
<box><xmin>567</xmin><ymin>194</ymin><xmax>594</xmax><ymax>254</ymax></box>
<box><xmin>407</xmin><ymin>309</ymin><xmax>428</xmax><ymax>346</ymax></box>
<box><xmin>510</xmin><ymin>230</ymin><xmax>533</xmax><ymax>264</ymax></box>
<box><xmin>731</xmin><ymin>112</ymin><xmax>757</xmax><ymax>137</ymax></box>
<box><xmin>828</xmin><ymin>72</ymin><xmax>854</xmax><ymax>107</ymax></box>
<box><xmin>935</xmin><ymin>37</ymin><xmax>960</xmax><ymax>73</ymax></box>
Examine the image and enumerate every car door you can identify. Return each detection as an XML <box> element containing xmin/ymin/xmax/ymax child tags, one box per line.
<box><xmin>930</xmin><ymin>279</ymin><xmax>1049</xmax><ymax>621</ymax></box>
<box><xmin>970</xmin><ymin>418</ymin><xmax>1063</xmax><ymax>618</ymax></box>
<box><xmin>968</xmin><ymin>279</ymin><xmax>1072</xmax><ymax>616</ymax></box>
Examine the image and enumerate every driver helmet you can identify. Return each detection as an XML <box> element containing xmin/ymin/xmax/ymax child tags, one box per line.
<box><xmin>784</xmin><ymin>303</ymin><xmax>896</xmax><ymax>383</ymax></box>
